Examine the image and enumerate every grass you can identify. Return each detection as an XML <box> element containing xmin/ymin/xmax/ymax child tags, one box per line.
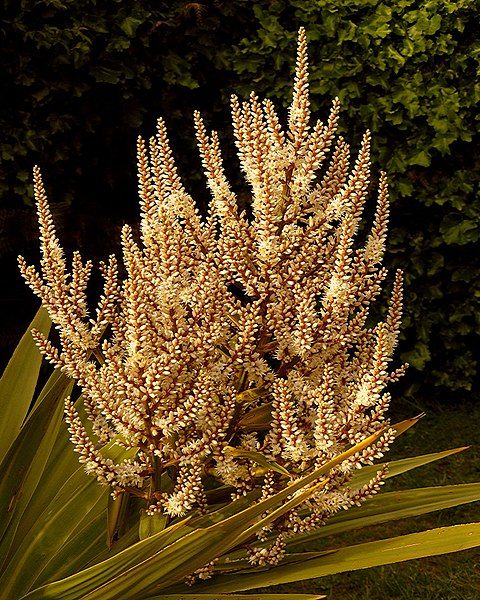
<box><xmin>262</xmin><ymin>400</ymin><xmax>480</xmax><ymax>599</ymax></box>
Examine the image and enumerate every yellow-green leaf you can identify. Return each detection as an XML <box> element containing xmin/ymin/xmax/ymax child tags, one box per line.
<box><xmin>199</xmin><ymin>523</ymin><xmax>480</xmax><ymax>593</ymax></box>
<box><xmin>27</xmin><ymin>501</ymin><xmax>107</xmax><ymax>586</ymax></box>
<box><xmin>225</xmin><ymin>446</ymin><xmax>290</xmax><ymax>477</ymax></box>
<box><xmin>0</xmin><ymin>368</ymin><xmax>72</xmax><ymax>563</ymax></box>
<box><xmin>236</xmin><ymin>386</ymin><xmax>267</xmax><ymax>404</ymax></box>
<box><xmin>285</xmin><ymin>483</ymin><xmax>480</xmax><ymax>549</ymax></box>
<box><xmin>146</xmin><ymin>595</ymin><xmax>325</xmax><ymax>599</ymax></box>
<box><xmin>0</xmin><ymin>306</ymin><xmax>51</xmax><ymax>461</ymax></box>
<box><xmin>390</xmin><ymin>413</ymin><xmax>425</xmax><ymax>437</ymax></box>
<box><xmin>19</xmin><ymin>429</ymin><xmax>385</xmax><ymax>600</ymax></box>
<box><xmin>107</xmin><ymin>493</ymin><xmax>131</xmax><ymax>548</ymax></box>
<box><xmin>349</xmin><ymin>446</ymin><xmax>468</xmax><ymax>490</ymax></box>
<box><xmin>7</xmin><ymin>403</ymin><xmax>85</xmax><ymax>549</ymax></box>
<box><xmin>0</xmin><ymin>441</ymin><xmax>131</xmax><ymax>598</ymax></box>
<box><xmin>139</xmin><ymin>509</ymin><xmax>168</xmax><ymax>541</ymax></box>
<box><xmin>238</xmin><ymin>402</ymin><xmax>272</xmax><ymax>430</ymax></box>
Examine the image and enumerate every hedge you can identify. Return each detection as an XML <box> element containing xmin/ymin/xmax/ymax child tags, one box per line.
<box><xmin>1</xmin><ymin>0</ymin><xmax>479</xmax><ymax>401</ymax></box>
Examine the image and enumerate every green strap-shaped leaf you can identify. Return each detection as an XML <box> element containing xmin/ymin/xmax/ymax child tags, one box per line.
<box><xmin>6</xmin><ymin>417</ymin><xmax>81</xmax><ymax>548</ymax></box>
<box><xmin>277</xmin><ymin>447</ymin><xmax>472</xmax><ymax>551</ymax></box>
<box><xmin>238</xmin><ymin>402</ymin><xmax>272</xmax><ymax>430</ymax></box>
<box><xmin>19</xmin><ymin>429</ymin><xmax>386</xmax><ymax>600</ymax></box>
<box><xmin>107</xmin><ymin>493</ymin><xmax>131</xmax><ymax>548</ymax></box>
<box><xmin>224</xmin><ymin>446</ymin><xmax>291</xmax><ymax>477</ymax></box>
<box><xmin>139</xmin><ymin>509</ymin><xmax>168</xmax><ymax>541</ymax></box>
<box><xmin>0</xmin><ymin>306</ymin><xmax>51</xmax><ymax>461</ymax></box>
<box><xmin>287</xmin><ymin>482</ymin><xmax>480</xmax><ymax>548</ymax></box>
<box><xmin>0</xmin><ymin>466</ymin><xmax>108</xmax><ymax>597</ymax></box>
<box><xmin>218</xmin><ymin>446</ymin><xmax>472</xmax><ymax>564</ymax></box>
<box><xmin>30</xmin><ymin>508</ymin><xmax>107</xmax><ymax>586</ymax></box>
<box><xmin>197</xmin><ymin>522</ymin><xmax>480</xmax><ymax>593</ymax></box>
<box><xmin>45</xmin><ymin>478</ymin><xmax>330</xmax><ymax>599</ymax></box>
<box><xmin>90</xmin><ymin>492</ymin><xmax>259</xmax><ymax>569</ymax></box>
<box><xmin>349</xmin><ymin>446</ymin><xmax>468</xmax><ymax>490</ymax></box>
<box><xmin>390</xmin><ymin>413</ymin><xmax>425</xmax><ymax>437</ymax></box>
<box><xmin>0</xmin><ymin>368</ymin><xmax>72</xmax><ymax>564</ymax></box>
<box><xmin>19</xmin><ymin>517</ymin><xmax>193</xmax><ymax>600</ymax></box>
<box><xmin>86</xmin><ymin>521</ymin><xmax>140</xmax><ymax>565</ymax></box>
<box><xmin>0</xmin><ymin>441</ymin><xmax>133</xmax><ymax>597</ymax></box>
<box><xmin>236</xmin><ymin>386</ymin><xmax>268</xmax><ymax>404</ymax></box>
<box><xmin>0</xmin><ymin>394</ymin><xmax>91</xmax><ymax>567</ymax></box>
<box><xmin>221</xmin><ymin>482</ymin><xmax>480</xmax><ymax>561</ymax></box>
<box><xmin>8</xmin><ymin>395</ymin><xmax>108</xmax><ymax>553</ymax></box>
<box><xmin>147</xmin><ymin>595</ymin><xmax>325</xmax><ymax>599</ymax></box>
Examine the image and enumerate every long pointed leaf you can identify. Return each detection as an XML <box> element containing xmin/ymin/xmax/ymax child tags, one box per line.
<box><xmin>223</xmin><ymin>447</ymin><xmax>474</xmax><ymax>562</ymax></box>
<box><xmin>349</xmin><ymin>446</ymin><xmax>468</xmax><ymax>490</ymax></box>
<box><xmin>225</xmin><ymin>446</ymin><xmax>290</xmax><ymax>477</ymax></box>
<box><xmin>147</xmin><ymin>595</ymin><xmax>325</xmax><ymax>600</ymax></box>
<box><xmin>139</xmin><ymin>509</ymin><xmax>168</xmax><ymax>541</ymax></box>
<box><xmin>8</xmin><ymin>396</ymin><xmax>95</xmax><ymax>549</ymax></box>
<box><xmin>0</xmin><ymin>306</ymin><xmax>50</xmax><ymax>461</ymax></box>
<box><xmin>68</xmin><ymin>479</ymin><xmax>330</xmax><ymax>599</ymax></box>
<box><xmin>197</xmin><ymin>522</ymin><xmax>480</xmax><ymax>593</ymax></box>
<box><xmin>107</xmin><ymin>493</ymin><xmax>131</xmax><ymax>548</ymax></box>
<box><xmin>390</xmin><ymin>414</ymin><xmax>425</xmax><ymax>437</ymax></box>
<box><xmin>0</xmin><ymin>441</ymin><xmax>131</xmax><ymax>597</ymax></box>
<box><xmin>20</xmin><ymin>429</ymin><xmax>386</xmax><ymax>600</ymax></box>
<box><xmin>286</xmin><ymin>482</ymin><xmax>480</xmax><ymax>549</ymax></box>
<box><xmin>221</xmin><ymin>482</ymin><xmax>480</xmax><ymax>562</ymax></box>
<box><xmin>30</xmin><ymin>510</ymin><xmax>106</xmax><ymax>586</ymax></box>
<box><xmin>238</xmin><ymin>402</ymin><xmax>273</xmax><ymax>431</ymax></box>
<box><xmin>0</xmin><ymin>369</ymin><xmax>72</xmax><ymax>563</ymax></box>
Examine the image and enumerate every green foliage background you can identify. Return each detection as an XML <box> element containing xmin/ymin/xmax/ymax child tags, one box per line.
<box><xmin>1</xmin><ymin>0</ymin><xmax>479</xmax><ymax>401</ymax></box>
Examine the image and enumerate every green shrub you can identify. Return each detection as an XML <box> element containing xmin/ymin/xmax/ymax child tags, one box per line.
<box><xmin>223</xmin><ymin>0</ymin><xmax>480</xmax><ymax>398</ymax></box>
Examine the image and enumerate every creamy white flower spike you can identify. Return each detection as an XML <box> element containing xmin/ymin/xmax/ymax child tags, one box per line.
<box><xmin>19</xmin><ymin>27</ymin><xmax>405</xmax><ymax>572</ymax></box>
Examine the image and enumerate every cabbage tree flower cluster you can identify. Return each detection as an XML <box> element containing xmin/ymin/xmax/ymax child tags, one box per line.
<box><xmin>19</xmin><ymin>28</ymin><xmax>405</xmax><ymax>569</ymax></box>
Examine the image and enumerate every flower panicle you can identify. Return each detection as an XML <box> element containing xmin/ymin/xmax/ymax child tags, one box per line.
<box><xmin>19</xmin><ymin>29</ymin><xmax>405</xmax><ymax>568</ymax></box>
